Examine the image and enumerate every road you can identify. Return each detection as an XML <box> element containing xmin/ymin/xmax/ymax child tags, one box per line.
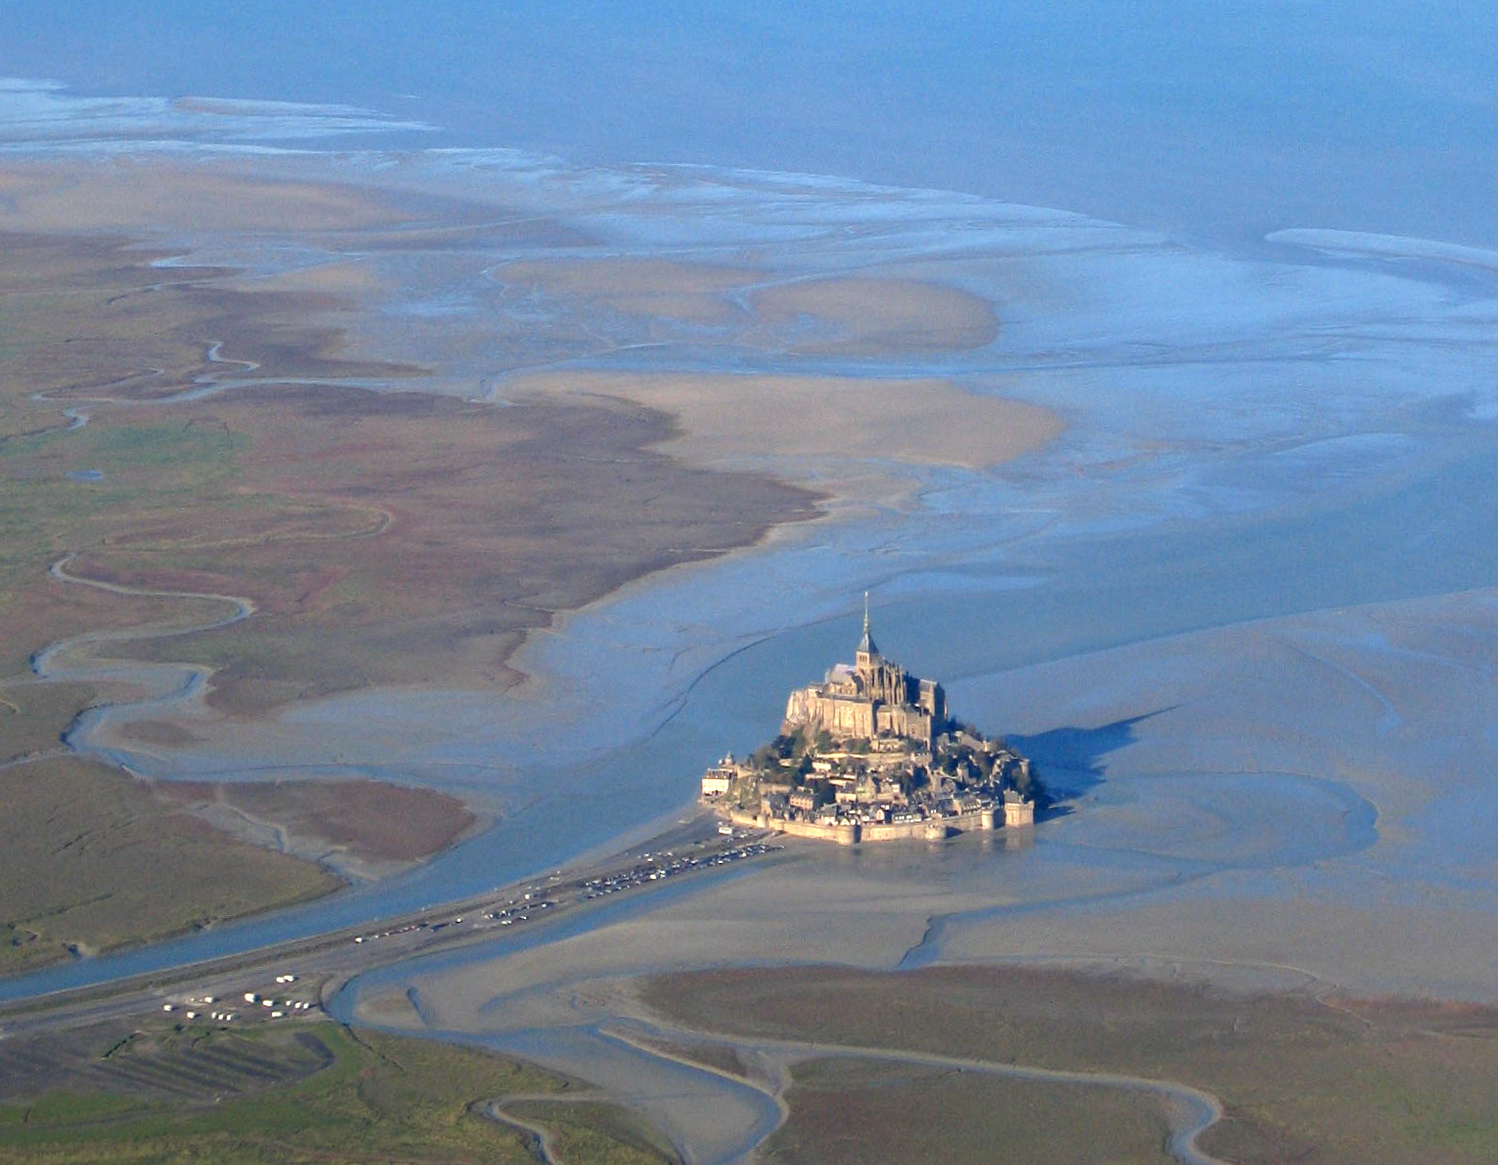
<box><xmin>0</xmin><ymin>819</ymin><xmax>782</xmax><ymax>1045</ymax></box>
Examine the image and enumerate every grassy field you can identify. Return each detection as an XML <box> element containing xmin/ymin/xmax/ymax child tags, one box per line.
<box><xmin>0</xmin><ymin>754</ymin><xmax>340</xmax><ymax>975</ymax></box>
<box><xmin>646</xmin><ymin>964</ymin><xmax>1498</xmax><ymax>1165</ymax></box>
<box><xmin>0</xmin><ymin>1019</ymin><xmax>675</xmax><ymax>1164</ymax></box>
<box><xmin>0</xmin><ymin>680</ymin><xmax>96</xmax><ymax>763</ymax></box>
<box><xmin>500</xmin><ymin>1098</ymin><xmax>680</xmax><ymax>1165</ymax></box>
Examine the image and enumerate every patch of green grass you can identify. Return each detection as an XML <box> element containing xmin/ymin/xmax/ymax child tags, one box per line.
<box><xmin>0</xmin><ymin>681</ymin><xmax>95</xmax><ymax>762</ymax></box>
<box><xmin>0</xmin><ymin>1022</ymin><xmax>666</xmax><ymax>1165</ymax></box>
<box><xmin>0</xmin><ymin>417</ymin><xmax>249</xmax><ymax>609</ymax></box>
<box><xmin>0</xmin><ymin>755</ymin><xmax>341</xmax><ymax>975</ymax></box>
<box><xmin>506</xmin><ymin>1099</ymin><xmax>680</xmax><ymax>1165</ymax></box>
<box><xmin>17</xmin><ymin>1092</ymin><xmax>150</xmax><ymax>1128</ymax></box>
<box><xmin>79</xmin><ymin>422</ymin><xmax>247</xmax><ymax>482</ymax></box>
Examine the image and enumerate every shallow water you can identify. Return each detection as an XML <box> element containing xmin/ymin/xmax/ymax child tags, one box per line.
<box><xmin>5</xmin><ymin>1</ymin><xmax>1497</xmax><ymax>249</ymax></box>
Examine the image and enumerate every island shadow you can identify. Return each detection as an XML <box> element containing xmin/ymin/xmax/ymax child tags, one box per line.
<box><xmin>1004</xmin><ymin>709</ymin><xmax>1174</xmax><ymax>819</ymax></box>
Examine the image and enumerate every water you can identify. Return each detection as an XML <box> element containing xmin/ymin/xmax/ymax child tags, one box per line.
<box><xmin>2</xmin><ymin>2</ymin><xmax>1495</xmax><ymax>248</ymax></box>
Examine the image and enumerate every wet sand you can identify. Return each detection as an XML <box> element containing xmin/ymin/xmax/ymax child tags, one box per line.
<box><xmin>365</xmin><ymin>580</ymin><xmax>1498</xmax><ymax>1004</ymax></box>
<box><xmin>748</xmin><ymin>277</ymin><xmax>999</xmax><ymax>356</ymax></box>
<box><xmin>504</xmin><ymin>368</ymin><xmax>1062</xmax><ymax>498</ymax></box>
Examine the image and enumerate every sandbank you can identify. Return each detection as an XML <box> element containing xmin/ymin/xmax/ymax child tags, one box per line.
<box><xmin>0</xmin><ymin>157</ymin><xmax>413</xmax><ymax>234</ymax></box>
<box><xmin>504</xmin><ymin>369</ymin><xmax>1062</xmax><ymax>495</ymax></box>
<box><xmin>489</xmin><ymin>260</ymin><xmax>1001</xmax><ymax>354</ymax></box>
<box><xmin>495</xmin><ymin>257</ymin><xmax>753</xmax><ymax>324</ymax></box>
<box><xmin>749</xmin><ymin>276</ymin><xmax>1000</xmax><ymax>355</ymax></box>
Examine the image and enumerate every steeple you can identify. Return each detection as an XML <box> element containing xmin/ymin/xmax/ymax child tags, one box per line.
<box><xmin>857</xmin><ymin>592</ymin><xmax>879</xmax><ymax>658</ymax></box>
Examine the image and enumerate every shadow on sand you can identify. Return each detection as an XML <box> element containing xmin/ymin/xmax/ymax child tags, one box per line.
<box><xmin>1006</xmin><ymin>710</ymin><xmax>1173</xmax><ymax>819</ymax></box>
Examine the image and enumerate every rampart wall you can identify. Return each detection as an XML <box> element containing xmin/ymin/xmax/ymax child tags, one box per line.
<box><xmin>725</xmin><ymin>807</ymin><xmax>1007</xmax><ymax>845</ymax></box>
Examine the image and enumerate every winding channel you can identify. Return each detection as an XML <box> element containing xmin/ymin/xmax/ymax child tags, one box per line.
<box><xmin>20</xmin><ymin>336</ymin><xmax>395</xmax><ymax>748</ymax></box>
<box><xmin>36</xmin><ymin>553</ymin><xmax>254</xmax><ymax>671</ymax></box>
<box><xmin>488</xmin><ymin>1018</ymin><xmax>1230</xmax><ymax>1165</ymax></box>
<box><xmin>608</xmin><ymin>1018</ymin><xmax>1228</xmax><ymax>1162</ymax></box>
<box><xmin>481</xmin><ymin>1093</ymin><xmax>582</xmax><ymax>1165</ymax></box>
<box><xmin>30</xmin><ymin>554</ymin><xmax>256</xmax><ymax>750</ymax></box>
<box><xmin>736</xmin><ymin>1037</ymin><xmax>1227</xmax><ymax>1165</ymax></box>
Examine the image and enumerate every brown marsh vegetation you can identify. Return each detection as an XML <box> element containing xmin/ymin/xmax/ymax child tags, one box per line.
<box><xmin>647</xmin><ymin>964</ymin><xmax>1498</xmax><ymax>1164</ymax></box>
<box><xmin>0</xmin><ymin>196</ymin><xmax>815</xmax><ymax>969</ymax></box>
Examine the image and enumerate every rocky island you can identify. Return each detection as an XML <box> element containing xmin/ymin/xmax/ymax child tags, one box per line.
<box><xmin>702</xmin><ymin>600</ymin><xmax>1038</xmax><ymax>843</ymax></box>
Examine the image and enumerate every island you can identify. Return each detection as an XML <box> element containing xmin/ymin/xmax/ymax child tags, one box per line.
<box><xmin>702</xmin><ymin>600</ymin><xmax>1038</xmax><ymax>843</ymax></box>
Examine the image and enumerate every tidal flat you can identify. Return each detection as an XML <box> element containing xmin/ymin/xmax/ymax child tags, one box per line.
<box><xmin>5</xmin><ymin>123</ymin><xmax>1498</xmax><ymax>1163</ymax></box>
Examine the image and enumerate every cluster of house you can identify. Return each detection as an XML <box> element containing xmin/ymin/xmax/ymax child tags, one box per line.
<box><xmin>702</xmin><ymin>602</ymin><xmax>1037</xmax><ymax>844</ymax></box>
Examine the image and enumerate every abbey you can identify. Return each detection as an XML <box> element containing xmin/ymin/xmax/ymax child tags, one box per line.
<box><xmin>702</xmin><ymin>599</ymin><xmax>1038</xmax><ymax>844</ymax></box>
<box><xmin>783</xmin><ymin>601</ymin><xmax>946</xmax><ymax>749</ymax></box>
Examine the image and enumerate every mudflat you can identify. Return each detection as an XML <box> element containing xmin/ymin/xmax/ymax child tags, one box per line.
<box><xmin>646</xmin><ymin>964</ymin><xmax>1498</xmax><ymax>1165</ymax></box>
<box><xmin>149</xmin><ymin>778</ymin><xmax>481</xmax><ymax>871</ymax></box>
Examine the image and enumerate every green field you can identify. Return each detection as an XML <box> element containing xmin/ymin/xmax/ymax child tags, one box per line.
<box><xmin>0</xmin><ymin>754</ymin><xmax>341</xmax><ymax>975</ymax></box>
<box><xmin>0</xmin><ymin>1021</ymin><xmax>675</xmax><ymax>1165</ymax></box>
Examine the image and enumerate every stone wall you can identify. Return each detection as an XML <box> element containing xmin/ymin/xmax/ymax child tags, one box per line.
<box><xmin>725</xmin><ymin>806</ymin><xmax>1006</xmax><ymax>845</ymax></box>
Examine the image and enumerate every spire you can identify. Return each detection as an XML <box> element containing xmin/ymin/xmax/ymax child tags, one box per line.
<box><xmin>857</xmin><ymin>592</ymin><xmax>879</xmax><ymax>657</ymax></box>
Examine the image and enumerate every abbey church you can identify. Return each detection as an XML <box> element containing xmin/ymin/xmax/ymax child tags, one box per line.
<box><xmin>782</xmin><ymin>602</ymin><xmax>947</xmax><ymax>748</ymax></box>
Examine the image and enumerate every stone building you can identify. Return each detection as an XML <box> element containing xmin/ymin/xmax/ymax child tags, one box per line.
<box><xmin>782</xmin><ymin>601</ymin><xmax>947</xmax><ymax>749</ymax></box>
<box><xmin>699</xmin><ymin>757</ymin><xmax>735</xmax><ymax>798</ymax></box>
